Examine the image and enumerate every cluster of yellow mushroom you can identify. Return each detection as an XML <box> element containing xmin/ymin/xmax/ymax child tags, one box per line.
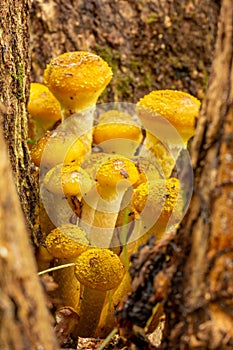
<box><xmin>27</xmin><ymin>50</ymin><xmax>200</xmax><ymax>340</ymax></box>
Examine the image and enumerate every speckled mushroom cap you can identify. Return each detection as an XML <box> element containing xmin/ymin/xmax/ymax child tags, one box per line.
<box><xmin>30</xmin><ymin>131</ymin><xmax>51</xmax><ymax>167</ymax></box>
<box><xmin>31</xmin><ymin>130</ymin><xmax>86</xmax><ymax>168</ymax></box>
<box><xmin>137</xmin><ymin>90</ymin><xmax>201</xmax><ymax>143</ymax></box>
<box><xmin>132</xmin><ymin>177</ymin><xmax>182</xmax><ymax>222</ymax></box>
<box><xmin>96</xmin><ymin>156</ymin><xmax>139</xmax><ymax>189</ymax></box>
<box><xmin>43</xmin><ymin>163</ymin><xmax>92</xmax><ymax>198</ymax></box>
<box><xmin>46</xmin><ymin>224</ymin><xmax>90</xmax><ymax>258</ymax></box>
<box><xmin>43</xmin><ymin>51</ymin><xmax>113</xmax><ymax>112</ymax></box>
<box><xmin>28</xmin><ymin>83</ymin><xmax>62</xmax><ymax>122</ymax></box>
<box><xmin>93</xmin><ymin>110</ymin><xmax>142</xmax><ymax>144</ymax></box>
<box><xmin>74</xmin><ymin>248</ymin><xmax>124</xmax><ymax>291</ymax></box>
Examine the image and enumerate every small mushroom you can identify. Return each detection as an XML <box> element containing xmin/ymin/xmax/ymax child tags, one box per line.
<box><xmin>42</xmin><ymin>163</ymin><xmax>92</xmax><ymax>227</ymax></box>
<box><xmin>130</xmin><ymin>177</ymin><xmax>183</xmax><ymax>251</ymax></box>
<box><xmin>136</xmin><ymin>90</ymin><xmax>201</xmax><ymax>177</ymax></box>
<box><xmin>27</xmin><ymin>82</ymin><xmax>62</xmax><ymax>140</ymax></box>
<box><xmin>44</xmin><ymin>51</ymin><xmax>113</xmax><ymax>150</ymax></box>
<box><xmin>93</xmin><ymin>110</ymin><xmax>143</xmax><ymax>157</ymax></box>
<box><xmin>45</xmin><ymin>224</ymin><xmax>90</xmax><ymax>310</ymax></box>
<box><xmin>73</xmin><ymin>248</ymin><xmax>125</xmax><ymax>337</ymax></box>
<box><xmin>80</xmin><ymin>155</ymin><xmax>139</xmax><ymax>248</ymax></box>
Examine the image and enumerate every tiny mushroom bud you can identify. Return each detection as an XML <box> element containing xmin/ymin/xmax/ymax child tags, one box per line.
<box><xmin>74</xmin><ymin>248</ymin><xmax>124</xmax><ymax>337</ymax></box>
<box><xmin>27</xmin><ymin>83</ymin><xmax>62</xmax><ymax>140</ymax></box>
<box><xmin>45</xmin><ymin>224</ymin><xmax>90</xmax><ymax>310</ymax></box>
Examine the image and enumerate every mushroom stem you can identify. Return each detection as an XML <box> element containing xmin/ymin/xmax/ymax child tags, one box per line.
<box><xmin>81</xmin><ymin>156</ymin><xmax>139</xmax><ymax>248</ymax></box>
<box><xmin>95</xmin><ymin>271</ymin><xmax>131</xmax><ymax>338</ymax></box>
<box><xmin>74</xmin><ymin>248</ymin><xmax>124</xmax><ymax>338</ymax></box>
<box><xmin>45</xmin><ymin>224</ymin><xmax>90</xmax><ymax>311</ymax></box>
<box><xmin>74</xmin><ymin>287</ymin><xmax>107</xmax><ymax>338</ymax></box>
<box><xmin>52</xmin><ymin>258</ymin><xmax>81</xmax><ymax>310</ymax></box>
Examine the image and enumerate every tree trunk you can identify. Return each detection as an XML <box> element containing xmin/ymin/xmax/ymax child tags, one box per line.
<box><xmin>30</xmin><ymin>0</ymin><xmax>220</xmax><ymax>103</ymax></box>
<box><xmin>0</xmin><ymin>1</ymin><xmax>58</xmax><ymax>349</ymax></box>
<box><xmin>0</xmin><ymin>0</ymin><xmax>38</xmax><ymax>238</ymax></box>
<box><xmin>0</xmin><ymin>125</ymin><xmax>58</xmax><ymax>350</ymax></box>
<box><xmin>161</xmin><ymin>0</ymin><xmax>233</xmax><ymax>347</ymax></box>
<box><xmin>116</xmin><ymin>0</ymin><xmax>233</xmax><ymax>348</ymax></box>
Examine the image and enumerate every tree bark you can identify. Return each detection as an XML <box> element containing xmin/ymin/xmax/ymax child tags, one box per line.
<box><xmin>0</xmin><ymin>0</ymin><xmax>39</xmax><ymax>238</ymax></box>
<box><xmin>116</xmin><ymin>0</ymin><xmax>233</xmax><ymax>348</ymax></box>
<box><xmin>161</xmin><ymin>0</ymin><xmax>233</xmax><ymax>347</ymax></box>
<box><xmin>0</xmin><ymin>1</ymin><xmax>58</xmax><ymax>349</ymax></box>
<box><xmin>30</xmin><ymin>0</ymin><xmax>220</xmax><ymax>103</ymax></box>
<box><xmin>0</xmin><ymin>124</ymin><xmax>58</xmax><ymax>349</ymax></box>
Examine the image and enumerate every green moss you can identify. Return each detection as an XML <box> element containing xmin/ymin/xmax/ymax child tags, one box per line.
<box><xmin>146</xmin><ymin>14</ymin><xmax>158</xmax><ymax>24</ymax></box>
<box><xmin>93</xmin><ymin>45</ymin><xmax>121</xmax><ymax>74</ymax></box>
<box><xmin>115</xmin><ymin>73</ymin><xmax>134</xmax><ymax>99</ymax></box>
<box><xmin>12</xmin><ymin>62</ymin><xmax>25</xmax><ymax>101</ymax></box>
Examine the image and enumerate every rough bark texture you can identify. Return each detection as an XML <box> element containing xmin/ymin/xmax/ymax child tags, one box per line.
<box><xmin>30</xmin><ymin>0</ymin><xmax>220</xmax><ymax>103</ymax></box>
<box><xmin>163</xmin><ymin>0</ymin><xmax>233</xmax><ymax>347</ymax></box>
<box><xmin>0</xmin><ymin>0</ymin><xmax>39</xmax><ymax>237</ymax></box>
<box><xmin>0</xmin><ymin>1</ymin><xmax>58</xmax><ymax>349</ymax></box>
<box><xmin>116</xmin><ymin>0</ymin><xmax>233</xmax><ymax>348</ymax></box>
<box><xmin>0</xmin><ymin>125</ymin><xmax>58</xmax><ymax>349</ymax></box>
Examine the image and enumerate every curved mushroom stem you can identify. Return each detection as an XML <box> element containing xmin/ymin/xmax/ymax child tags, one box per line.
<box><xmin>74</xmin><ymin>287</ymin><xmax>107</xmax><ymax>338</ymax></box>
<box><xmin>95</xmin><ymin>271</ymin><xmax>131</xmax><ymax>338</ymax></box>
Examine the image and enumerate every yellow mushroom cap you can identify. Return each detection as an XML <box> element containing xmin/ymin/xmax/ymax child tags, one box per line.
<box><xmin>62</xmin><ymin>164</ymin><xmax>92</xmax><ymax>197</ymax></box>
<box><xmin>132</xmin><ymin>177</ymin><xmax>181</xmax><ymax>223</ymax></box>
<box><xmin>43</xmin><ymin>51</ymin><xmax>113</xmax><ymax>111</ymax></box>
<box><xmin>28</xmin><ymin>82</ymin><xmax>62</xmax><ymax>122</ymax></box>
<box><xmin>46</xmin><ymin>224</ymin><xmax>90</xmax><ymax>258</ymax></box>
<box><xmin>93</xmin><ymin>110</ymin><xmax>142</xmax><ymax>144</ymax></box>
<box><xmin>37</xmin><ymin>130</ymin><xmax>86</xmax><ymax>168</ymax></box>
<box><xmin>74</xmin><ymin>248</ymin><xmax>124</xmax><ymax>291</ymax></box>
<box><xmin>30</xmin><ymin>131</ymin><xmax>51</xmax><ymax>167</ymax></box>
<box><xmin>43</xmin><ymin>163</ymin><xmax>92</xmax><ymax>198</ymax></box>
<box><xmin>137</xmin><ymin>90</ymin><xmax>201</xmax><ymax>143</ymax></box>
<box><xmin>64</xmin><ymin>138</ymin><xmax>86</xmax><ymax>165</ymax></box>
<box><xmin>96</xmin><ymin>156</ymin><xmax>139</xmax><ymax>189</ymax></box>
